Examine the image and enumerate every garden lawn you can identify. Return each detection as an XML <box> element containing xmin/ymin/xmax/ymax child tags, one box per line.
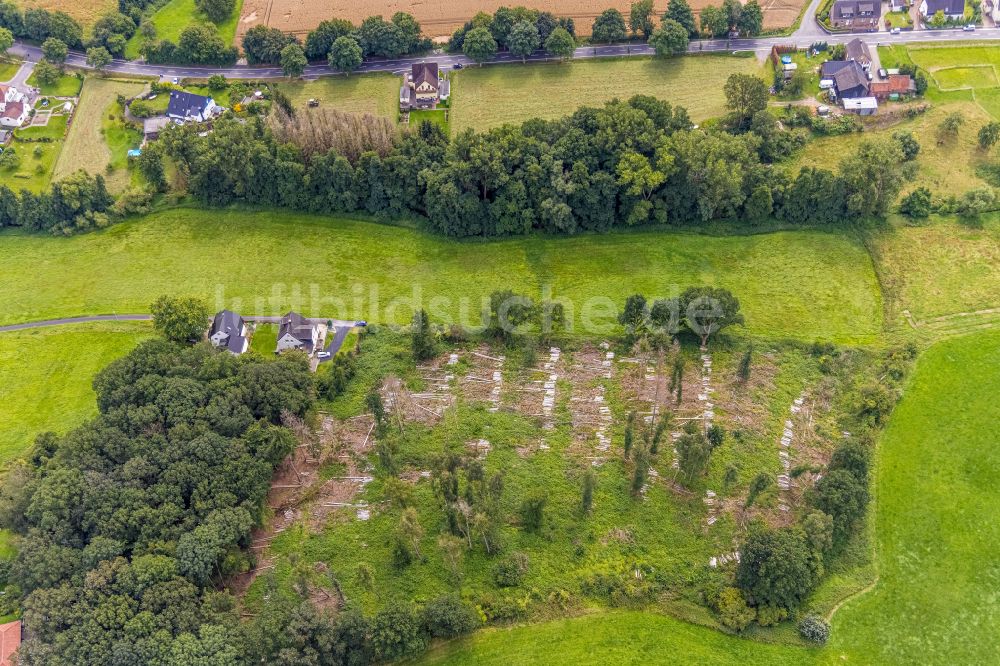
<box><xmin>124</xmin><ymin>0</ymin><xmax>244</xmax><ymax>59</ymax></box>
<box><xmin>824</xmin><ymin>328</ymin><xmax>1000</xmax><ymax>664</ymax></box>
<box><xmin>248</xmin><ymin>323</ymin><xmax>277</xmax><ymax>356</ymax></box>
<box><xmin>26</xmin><ymin>71</ymin><xmax>83</xmax><ymax>97</ymax></box>
<box><xmin>54</xmin><ymin>78</ymin><xmax>146</xmax><ymax>191</ymax></box>
<box><xmin>0</xmin><ymin>321</ymin><xmax>151</xmax><ymax>469</ymax></box>
<box><xmin>0</xmin><ymin>208</ymin><xmax>882</xmax><ymax>343</ymax></box>
<box><xmin>869</xmin><ymin>214</ymin><xmax>1000</xmax><ymax>325</ymax></box>
<box><xmin>0</xmin><ymin>134</ymin><xmax>63</xmax><ymax>193</ymax></box>
<box><xmin>409</xmin><ymin>108</ymin><xmax>449</xmax><ymax>133</ymax></box>
<box><xmin>277</xmin><ymin>74</ymin><xmax>401</xmax><ymax>119</ymax></box>
<box><xmin>789</xmin><ymin>101</ymin><xmax>994</xmax><ymax>194</ymax></box>
<box><xmin>0</xmin><ymin>60</ymin><xmax>20</xmax><ymax>81</ymax></box>
<box><xmin>420</xmin><ymin>611</ymin><xmax>814</xmax><ymax>665</ymax></box>
<box><xmin>450</xmin><ymin>55</ymin><xmax>767</xmax><ymax>132</ymax></box>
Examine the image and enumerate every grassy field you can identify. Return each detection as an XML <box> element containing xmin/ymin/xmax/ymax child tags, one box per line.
<box><xmin>824</xmin><ymin>328</ymin><xmax>1000</xmax><ymax>664</ymax></box>
<box><xmin>0</xmin><ymin>209</ymin><xmax>882</xmax><ymax>342</ymax></box>
<box><xmin>0</xmin><ymin>60</ymin><xmax>20</xmax><ymax>81</ymax></box>
<box><xmin>449</xmin><ymin>55</ymin><xmax>766</xmax><ymax>132</ymax></box>
<box><xmin>932</xmin><ymin>65</ymin><xmax>999</xmax><ymax>91</ymax></box>
<box><xmin>421</xmin><ymin>611</ymin><xmax>814</xmax><ymax>665</ymax></box>
<box><xmin>124</xmin><ymin>0</ymin><xmax>243</xmax><ymax>59</ymax></box>
<box><xmin>870</xmin><ymin>214</ymin><xmax>1000</xmax><ymax>325</ymax></box>
<box><xmin>418</xmin><ymin>329</ymin><xmax>1000</xmax><ymax>665</ymax></box>
<box><xmin>790</xmin><ymin>100</ymin><xmax>994</xmax><ymax>194</ymax></box>
<box><xmin>26</xmin><ymin>70</ymin><xmax>83</xmax><ymax>97</ymax></box>
<box><xmin>277</xmin><ymin>73</ymin><xmax>401</xmax><ymax>119</ymax></box>
<box><xmin>0</xmin><ymin>322</ymin><xmax>151</xmax><ymax>469</ymax></box>
<box><xmin>18</xmin><ymin>0</ymin><xmax>116</xmax><ymax>28</ymax></box>
<box><xmin>54</xmin><ymin>78</ymin><xmax>146</xmax><ymax>191</ymax></box>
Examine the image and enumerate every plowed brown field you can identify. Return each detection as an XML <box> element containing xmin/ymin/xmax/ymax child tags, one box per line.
<box><xmin>235</xmin><ymin>0</ymin><xmax>804</xmax><ymax>45</ymax></box>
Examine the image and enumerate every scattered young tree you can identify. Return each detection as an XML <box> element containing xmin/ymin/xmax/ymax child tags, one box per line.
<box><xmin>280</xmin><ymin>42</ymin><xmax>308</xmax><ymax>77</ymax></box>
<box><xmin>329</xmin><ymin>35</ymin><xmax>363</xmax><ymax>75</ymax></box>
<box><xmin>663</xmin><ymin>0</ymin><xmax>698</xmax><ymax>37</ymax></box>
<box><xmin>744</xmin><ymin>472</ymin><xmax>772</xmax><ymax>508</ymax></box>
<box><xmin>619</xmin><ymin>293</ymin><xmax>649</xmax><ymax>335</ymax></box>
<box><xmin>650</xmin><ymin>414</ymin><xmax>670</xmax><ymax>454</ymax></box>
<box><xmin>623</xmin><ymin>411</ymin><xmax>636</xmax><ymax>461</ymax></box>
<box><xmin>581</xmin><ymin>468</ymin><xmax>596</xmax><ymax>514</ymax></box>
<box><xmin>738</xmin><ymin>344</ymin><xmax>753</xmax><ymax>382</ymax></box>
<box><xmin>150</xmin><ymin>295</ymin><xmax>210</xmax><ymax>343</ymax></box>
<box><xmin>978</xmin><ymin>121</ymin><xmax>1000</xmax><ymax>150</ymax></box>
<box><xmin>939</xmin><ymin>111</ymin><xmax>964</xmax><ymax>139</ymax></box>
<box><xmin>508</xmin><ymin>19</ymin><xmax>539</xmax><ymax>63</ymax></box>
<box><xmin>462</xmin><ymin>26</ymin><xmax>497</xmax><ymax>65</ymax></box>
<box><xmin>676</xmin><ymin>424</ymin><xmax>711</xmax><ymax>483</ymax></box>
<box><xmin>631</xmin><ymin>445</ymin><xmax>649</xmax><ymax>494</ymax></box>
<box><xmin>519</xmin><ymin>491</ymin><xmax>547</xmax><ymax>532</ymax></box>
<box><xmin>437</xmin><ymin>534</ymin><xmax>464</xmax><ymax>582</ymax></box>
<box><xmin>649</xmin><ymin>19</ymin><xmax>689</xmax><ymax>56</ymax></box>
<box><xmin>591</xmin><ymin>8</ymin><xmax>627</xmax><ymax>43</ymax></box>
<box><xmin>892</xmin><ymin>130</ymin><xmax>921</xmax><ymax>161</ymax></box>
<box><xmin>411</xmin><ymin>308</ymin><xmax>435</xmax><ymax>360</ymax></box>
<box><xmin>85</xmin><ymin>46</ymin><xmax>112</xmax><ymax>72</ymax></box>
<box><xmin>544</xmin><ymin>26</ymin><xmax>575</xmax><ymax>61</ymax></box>
<box><xmin>629</xmin><ymin>0</ymin><xmax>656</xmax><ymax>38</ymax></box>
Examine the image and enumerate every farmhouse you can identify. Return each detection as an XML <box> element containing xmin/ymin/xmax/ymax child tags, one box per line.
<box><xmin>166</xmin><ymin>90</ymin><xmax>218</xmax><ymax>123</ymax></box>
<box><xmin>829</xmin><ymin>0</ymin><xmax>881</xmax><ymax>30</ymax></box>
<box><xmin>209</xmin><ymin>309</ymin><xmax>249</xmax><ymax>354</ymax></box>
<box><xmin>276</xmin><ymin>311</ymin><xmax>320</xmax><ymax>354</ymax></box>
<box><xmin>0</xmin><ymin>85</ymin><xmax>29</xmax><ymax>128</ymax></box>
<box><xmin>400</xmin><ymin>62</ymin><xmax>450</xmax><ymax>111</ymax></box>
<box><xmin>844</xmin><ymin>38</ymin><xmax>873</xmax><ymax>71</ymax></box>
<box><xmin>919</xmin><ymin>0</ymin><xmax>965</xmax><ymax>18</ymax></box>
<box><xmin>821</xmin><ymin>60</ymin><xmax>871</xmax><ymax>99</ymax></box>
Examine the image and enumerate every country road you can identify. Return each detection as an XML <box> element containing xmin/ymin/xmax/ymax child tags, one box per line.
<box><xmin>7</xmin><ymin>23</ymin><xmax>1000</xmax><ymax>80</ymax></box>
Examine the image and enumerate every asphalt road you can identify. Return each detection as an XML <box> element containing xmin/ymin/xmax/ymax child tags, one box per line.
<box><xmin>8</xmin><ymin>25</ymin><xmax>1000</xmax><ymax>81</ymax></box>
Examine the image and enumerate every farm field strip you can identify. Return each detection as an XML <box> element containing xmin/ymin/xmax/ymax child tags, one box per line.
<box><xmin>0</xmin><ymin>208</ymin><xmax>883</xmax><ymax>342</ymax></box>
<box><xmin>450</xmin><ymin>55</ymin><xmax>767</xmax><ymax>132</ymax></box>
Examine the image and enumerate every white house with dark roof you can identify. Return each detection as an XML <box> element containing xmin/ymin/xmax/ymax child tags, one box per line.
<box><xmin>919</xmin><ymin>0</ymin><xmax>966</xmax><ymax>18</ymax></box>
<box><xmin>276</xmin><ymin>312</ymin><xmax>320</xmax><ymax>354</ymax></box>
<box><xmin>0</xmin><ymin>85</ymin><xmax>29</xmax><ymax>128</ymax></box>
<box><xmin>209</xmin><ymin>310</ymin><xmax>248</xmax><ymax>354</ymax></box>
<box><xmin>166</xmin><ymin>90</ymin><xmax>217</xmax><ymax>123</ymax></box>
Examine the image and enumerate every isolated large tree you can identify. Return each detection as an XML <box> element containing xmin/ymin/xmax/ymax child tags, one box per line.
<box><xmin>150</xmin><ymin>295</ymin><xmax>211</xmax><ymax>343</ymax></box>
<box><xmin>737</xmin><ymin>527</ymin><xmax>817</xmax><ymax>611</ymax></box>
<box><xmin>508</xmin><ymin>19</ymin><xmax>540</xmax><ymax>63</ymax></box>
<box><xmin>680</xmin><ymin>286</ymin><xmax>744</xmax><ymax>346</ymax></box>
<box><xmin>724</xmin><ymin>72</ymin><xmax>768</xmax><ymax>130</ymax></box>
<box><xmin>839</xmin><ymin>140</ymin><xmax>904</xmax><ymax>218</ymax></box>
<box><xmin>462</xmin><ymin>26</ymin><xmax>497</xmax><ymax>65</ymax></box>
<box><xmin>329</xmin><ymin>35</ymin><xmax>362</xmax><ymax>75</ymax></box>
<box><xmin>592</xmin><ymin>8</ymin><xmax>627</xmax><ymax>43</ymax></box>
<box><xmin>649</xmin><ymin>19</ymin><xmax>689</xmax><ymax>56</ymax></box>
<box><xmin>41</xmin><ymin>36</ymin><xmax>68</xmax><ymax>64</ymax></box>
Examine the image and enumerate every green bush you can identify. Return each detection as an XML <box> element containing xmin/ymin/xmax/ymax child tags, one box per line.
<box><xmin>493</xmin><ymin>552</ymin><xmax>529</xmax><ymax>587</ymax></box>
<box><xmin>755</xmin><ymin>604</ymin><xmax>789</xmax><ymax>627</ymax></box>
<box><xmin>422</xmin><ymin>594</ymin><xmax>480</xmax><ymax>638</ymax></box>
<box><xmin>370</xmin><ymin>602</ymin><xmax>427</xmax><ymax>662</ymax></box>
<box><xmin>715</xmin><ymin>587</ymin><xmax>755</xmax><ymax>632</ymax></box>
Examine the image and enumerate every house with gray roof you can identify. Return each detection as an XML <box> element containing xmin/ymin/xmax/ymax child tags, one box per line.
<box><xmin>276</xmin><ymin>312</ymin><xmax>319</xmax><ymax>354</ymax></box>
<box><xmin>209</xmin><ymin>310</ymin><xmax>248</xmax><ymax>354</ymax></box>
<box><xmin>919</xmin><ymin>0</ymin><xmax>966</xmax><ymax>19</ymax></box>
<box><xmin>166</xmin><ymin>90</ymin><xmax>217</xmax><ymax>123</ymax></box>
<box><xmin>829</xmin><ymin>0</ymin><xmax>881</xmax><ymax>30</ymax></box>
<box><xmin>821</xmin><ymin>59</ymin><xmax>871</xmax><ymax>100</ymax></box>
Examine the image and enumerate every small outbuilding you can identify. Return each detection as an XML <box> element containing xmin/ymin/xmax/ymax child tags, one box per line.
<box><xmin>843</xmin><ymin>96</ymin><xmax>878</xmax><ymax>115</ymax></box>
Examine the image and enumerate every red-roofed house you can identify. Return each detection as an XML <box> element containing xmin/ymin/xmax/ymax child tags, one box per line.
<box><xmin>0</xmin><ymin>84</ymin><xmax>28</xmax><ymax>128</ymax></box>
<box><xmin>0</xmin><ymin>620</ymin><xmax>21</xmax><ymax>666</ymax></box>
<box><xmin>870</xmin><ymin>75</ymin><xmax>917</xmax><ymax>100</ymax></box>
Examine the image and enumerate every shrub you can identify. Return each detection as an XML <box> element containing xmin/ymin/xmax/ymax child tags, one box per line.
<box><xmin>493</xmin><ymin>552</ymin><xmax>529</xmax><ymax>587</ymax></box>
<box><xmin>519</xmin><ymin>491</ymin><xmax>547</xmax><ymax>532</ymax></box>
<box><xmin>900</xmin><ymin>187</ymin><xmax>932</xmax><ymax>219</ymax></box>
<box><xmin>715</xmin><ymin>587</ymin><xmax>755</xmax><ymax>632</ymax></box>
<box><xmin>755</xmin><ymin>604</ymin><xmax>789</xmax><ymax>627</ymax></box>
<box><xmin>422</xmin><ymin>594</ymin><xmax>480</xmax><ymax>638</ymax></box>
<box><xmin>799</xmin><ymin>614</ymin><xmax>831</xmax><ymax>643</ymax></box>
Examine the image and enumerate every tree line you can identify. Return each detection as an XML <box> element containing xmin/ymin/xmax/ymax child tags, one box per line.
<box><xmin>128</xmin><ymin>74</ymin><xmax>906</xmax><ymax>238</ymax></box>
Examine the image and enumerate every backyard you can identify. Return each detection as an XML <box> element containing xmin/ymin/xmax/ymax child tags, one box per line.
<box><xmin>53</xmin><ymin>78</ymin><xmax>147</xmax><ymax>191</ymax></box>
<box><xmin>0</xmin><ymin>209</ymin><xmax>883</xmax><ymax>342</ymax></box>
<box><xmin>449</xmin><ymin>55</ymin><xmax>767</xmax><ymax>132</ymax></box>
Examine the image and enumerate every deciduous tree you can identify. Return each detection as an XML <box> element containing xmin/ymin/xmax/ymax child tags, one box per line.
<box><xmin>329</xmin><ymin>35</ymin><xmax>362</xmax><ymax>74</ymax></box>
<box><xmin>591</xmin><ymin>8</ymin><xmax>627</xmax><ymax>43</ymax></box>
<box><xmin>649</xmin><ymin>18</ymin><xmax>689</xmax><ymax>56</ymax></box>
